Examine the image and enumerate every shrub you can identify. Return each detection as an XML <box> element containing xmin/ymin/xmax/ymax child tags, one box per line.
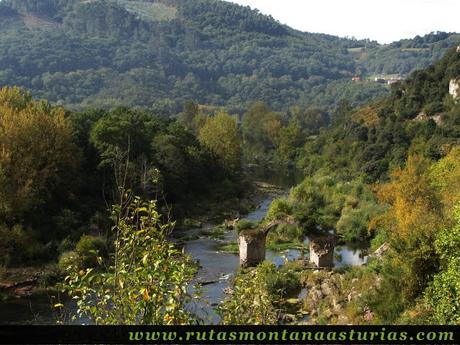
<box><xmin>236</xmin><ymin>220</ymin><xmax>258</xmax><ymax>233</ymax></box>
<box><xmin>58</xmin><ymin>251</ymin><xmax>80</xmax><ymax>272</ymax></box>
<box><xmin>267</xmin><ymin>223</ymin><xmax>303</xmax><ymax>244</ymax></box>
<box><xmin>75</xmin><ymin>235</ymin><xmax>107</xmax><ymax>269</ymax></box>
<box><xmin>219</xmin><ymin>263</ymin><xmax>279</xmax><ymax>325</ymax></box>
<box><xmin>424</xmin><ymin>203</ymin><xmax>460</xmax><ymax>324</ymax></box>
<box><xmin>0</xmin><ymin>223</ymin><xmax>49</xmax><ymax>267</ymax></box>
<box><xmin>423</xmin><ymin>101</ymin><xmax>444</xmax><ymax>116</ymax></box>
<box><xmin>62</xmin><ymin>196</ymin><xmax>198</xmax><ymax>325</ymax></box>
<box><xmin>266</xmin><ymin>198</ymin><xmax>292</xmax><ymax>220</ymax></box>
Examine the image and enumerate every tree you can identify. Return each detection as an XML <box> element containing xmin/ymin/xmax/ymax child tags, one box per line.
<box><xmin>219</xmin><ymin>263</ymin><xmax>279</xmax><ymax>325</ymax></box>
<box><xmin>274</xmin><ymin>121</ymin><xmax>303</xmax><ymax>166</ymax></box>
<box><xmin>89</xmin><ymin>108</ymin><xmax>164</xmax><ymax>200</ymax></box>
<box><xmin>429</xmin><ymin>146</ymin><xmax>460</xmax><ymax>212</ymax></box>
<box><xmin>0</xmin><ymin>86</ymin><xmax>79</xmax><ymax>221</ymax></box>
<box><xmin>62</xmin><ymin>195</ymin><xmax>199</xmax><ymax>325</ymax></box>
<box><xmin>425</xmin><ymin>203</ymin><xmax>460</xmax><ymax>324</ymax></box>
<box><xmin>178</xmin><ymin>101</ymin><xmax>200</xmax><ymax>131</ymax></box>
<box><xmin>198</xmin><ymin>111</ymin><xmax>241</xmax><ymax>171</ymax></box>
<box><xmin>241</xmin><ymin>102</ymin><xmax>281</xmax><ymax>163</ymax></box>
<box><xmin>376</xmin><ymin>155</ymin><xmax>443</xmax><ymax>301</ymax></box>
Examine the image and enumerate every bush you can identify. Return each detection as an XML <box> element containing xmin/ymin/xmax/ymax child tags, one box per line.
<box><xmin>57</xmin><ymin>237</ymin><xmax>74</xmax><ymax>255</ymax></box>
<box><xmin>236</xmin><ymin>220</ymin><xmax>258</xmax><ymax>233</ymax></box>
<box><xmin>423</xmin><ymin>101</ymin><xmax>444</xmax><ymax>116</ymax></box>
<box><xmin>266</xmin><ymin>198</ymin><xmax>292</xmax><ymax>220</ymax></box>
<box><xmin>336</xmin><ymin>205</ymin><xmax>374</xmax><ymax>242</ymax></box>
<box><xmin>267</xmin><ymin>223</ymin><xmax>303</xmax><ymax>244</ymax></box>
<box><xmin>0</xmin><ymin>224</ymin><xmax>49</xmax><ymax>267</ymax></box>
<box><xmin>75</xmin><ymin>235</ymin><xmax>107</xmax><ymax>269</ymax></box>
<box><xmin>219</xmin><ymin>263</ymin><xmax>279</xmax><ymax>325</ymax></box>
<box><xmin>58</xmin><ymin>251</ymin><xmax>80</xmax><ymax>272</ymax></box>
<box><xmin>266</xmin><ymin>265</ymin><xmax>302</xmax><ymax>298</ymax></box>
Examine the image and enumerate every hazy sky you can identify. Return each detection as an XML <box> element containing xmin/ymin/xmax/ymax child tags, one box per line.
<box><xmin>225</xmin><ymin>0</ymin><xmax>460</xmax><ymax>43</ymax></box>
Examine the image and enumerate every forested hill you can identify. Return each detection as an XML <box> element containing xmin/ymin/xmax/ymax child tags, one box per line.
<box><xmin>0</xmin><ymin>0</ymin><xmax>459</xmax><ymax>112</ymax></box>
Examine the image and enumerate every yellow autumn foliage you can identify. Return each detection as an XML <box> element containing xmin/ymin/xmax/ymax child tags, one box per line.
<box><xmin>0</xmin><ymin>86</ymin><xmax>80</xmax><ymax>219</ymax></box>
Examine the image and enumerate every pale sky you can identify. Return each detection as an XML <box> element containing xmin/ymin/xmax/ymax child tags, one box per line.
<box><xmin>225</xmin><ymin>0</ymin><xmax>460</xmax><ymax>44</ymax></box>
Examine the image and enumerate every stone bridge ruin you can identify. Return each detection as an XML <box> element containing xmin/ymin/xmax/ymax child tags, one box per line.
<box><xmin>238</xmin><ymin>219</ymin><xmax>336</xmax><ymax>268</ymax></box>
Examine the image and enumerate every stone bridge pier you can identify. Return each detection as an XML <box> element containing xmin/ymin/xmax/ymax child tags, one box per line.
<box><xmin>309</xmin><ymin>234</ymin><xmax>335</xmax><ymax>268</ymax></box>
<box><xmin>237</xmin><ymin>219</ymin><xmax>336</xmax><ymax>268</ymax></box>
<box><xmin>238</xmin><ymin>220</ymin><xmax>292</xmax><ymax>268</ymax></box>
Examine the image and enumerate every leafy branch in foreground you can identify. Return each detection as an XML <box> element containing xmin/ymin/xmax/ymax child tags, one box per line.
<box><xmin>61</xmin><ymin>195</ymin><xmax>199</xmax><ymax>325</ymax></box>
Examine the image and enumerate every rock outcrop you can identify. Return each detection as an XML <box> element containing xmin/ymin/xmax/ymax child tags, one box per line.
<box><xmin>371</xmin><ymin>243</ymin><xmax>390</xmax><ymax>259</ymax></box>
<box><xmin>450</xmin><ymin>79</ymin><xmax>459</xmax><ymax>101</ymax></box>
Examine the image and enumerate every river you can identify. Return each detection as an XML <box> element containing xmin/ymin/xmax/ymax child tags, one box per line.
<box><xmin>180</xmin><ymin>193</ymin><xmax>368</xmax><ymax>323</ymax></box>
<box><xmin>0</xmin><ymin>193</ymin><xmax>367</xmax><ymax>324</ymax></box>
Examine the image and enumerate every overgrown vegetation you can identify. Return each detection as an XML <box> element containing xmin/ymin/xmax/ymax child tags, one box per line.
<box><xmin>61</xmin><ymin>195</ymin><xmax>199</xmax><ymax>325</ymax></box>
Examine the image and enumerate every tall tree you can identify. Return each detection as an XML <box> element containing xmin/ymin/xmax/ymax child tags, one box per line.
<box><xmin>0</xmin><ymin>86</ymin><xmax>79</xmax><ymax>221</ymax></box>
<box><xmin>198</xmin><ymin>111</ymin><xmax>241</xmax><ymax>172</ymax></box>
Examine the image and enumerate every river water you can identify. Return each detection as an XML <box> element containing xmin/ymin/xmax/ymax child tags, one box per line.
<box><xmin>0</xmin><ymin>194</ymin><xmax>367</xmax><ymax>324</ymax></box>
<box><xmin>181</xmin><ymin>193</ymin><xmax>368</xmax><ymax>323</ymax></box>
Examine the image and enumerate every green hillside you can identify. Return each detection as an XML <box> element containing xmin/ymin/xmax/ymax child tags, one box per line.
<box><xmin>0</xmin><ymin>0</ymin><xmax>458</xmax><ymax>112</ymax></box>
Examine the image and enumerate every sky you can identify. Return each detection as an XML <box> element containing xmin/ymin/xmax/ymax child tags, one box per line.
<box><xmin>225</xmin><ymin>0</ymin><xmax>460</xmax><ymax>44</ymax></box>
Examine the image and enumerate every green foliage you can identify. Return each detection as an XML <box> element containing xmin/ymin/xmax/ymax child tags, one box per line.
<box><xmin>272</xmin><ymin>173</ymin><xmax>380</xmax><ymax>242</ymax></box>
<box><xmin>58</xmin><ymin>251</ymin><xmax>80</xmax><ymax>273</ymax></box>
<box><xmin>267</xmin><ymin>223</ymin><xmax>303</xmax><ymax>246</ymax></box>
<box><xmin>424</xmin><ymin>203</ymin><xmax>460</xmax><ymax>324</ymax></box>
<box><xmin>266</xmin><ymin>198</ymin><xmax>292</xmax><ymax>221</ymax></box>
<box><xmin>0</xmin><ymin>86</ymin><xmax>80</xmax><ymax>221</ymax></box>
<box><xmin>89</xmin><ymin>107</ymin><xmax>241</xmax><ymax>213</ymax></box>
<box><xmin>336</xmin><ymin>201</ymin><xmax>382</xmax><ymax>243</ymax></box>
<box><xmin>366</xmin><ymin>147</ymin><xmax>460</xmax><ymax>323</ymax></box>
<box><xmin>219</xmin><ymin>262</ymin><xmax>300</xmax><ymax>324</ymax></box>
<box><xmin>0</xmin><ymin>1</ymin><xmax>457</xmax><ymax>111</ymax></box>
<box><xmin>0</xmin><ymin>224</ymin><xmax>50</xmax><ymax>267</ymax></box>
<box><xmin>365</xmin><ymin>262</ymin><xmax>406</xmax><ymax>323</ymax></box>
<box><xmin>198</xmin><ymin>111</ymin><xmax>241</xmax><ymax>172</ymax></box>
<box><xmin>62</xmin><ymin>196</ymin><xmax>199</xmax><ymax>325</ymax></box>
<box><xmin>75</xmin><ymin>235</ymin><xmax>107</xmax><ymax>269</ymax></box>
<box><xmin>261</xmin><ymin>263</ymin><xmax>301</xmax><ymax>298</ymax></box>
<box><xmin>235</xmin><ymin>220</ymin><xmax>258</xmax><ymax>234</ymax></box>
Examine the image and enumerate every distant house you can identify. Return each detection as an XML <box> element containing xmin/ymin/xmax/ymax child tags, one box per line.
<box><xmin>457</xmin><ymin>45</ymin><xmax>460</xmax><ymax>53</ymax></box>
<box><xmin>352</xmin><ymin>76</ymin><xmax>361</xmax><ymax>82</ymax></box>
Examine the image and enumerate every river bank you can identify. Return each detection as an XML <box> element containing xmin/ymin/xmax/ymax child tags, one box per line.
<box><xmin>0</xmin><ymin>182</ymin><xmax>370</xmax><ymax>325</ymax></box>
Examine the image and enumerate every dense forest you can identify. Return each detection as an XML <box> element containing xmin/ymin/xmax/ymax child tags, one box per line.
<box><xmin>0</xmin><ymin>0</ymin><xmax>459</xmax><ymax>113</ymax></box>
<box><xmin>241</xmin><ymin>45</ymin><xmax>460</xmax><ymax>325</ymax></box>
<box><xmin>1</xmin><ymin>0</ymin><xmax>460</xmax><ymax>328</ymax></box>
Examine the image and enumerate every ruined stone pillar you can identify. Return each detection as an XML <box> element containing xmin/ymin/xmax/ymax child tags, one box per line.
<box><xmin>309</xmin><ymin>234</ymin><xmax>335</xmax><ymax>268</ymax></box>
<box><xmin>238</xmin><ymin>231</ymin><xmax>267</xmax><ymax>267</ymax></box>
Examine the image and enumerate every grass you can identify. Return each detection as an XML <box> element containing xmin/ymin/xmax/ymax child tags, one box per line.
<box><xmin>116</xmin><ymin>1</ymin><xmax>177</xmax><ymax>22</ymax></box>
<box><xmin>347</xmin><ymin>47</ymin><xmax>365</xmax><ymax>53</ymax></box>
<box><xmin>218</xmin><ymin>242</ymin><xmax>238</xmax><ymax>253</ymax></box>
<box><xmin>200</xmin><ymin>226</ymin><xmax>226</xmax><ymax>240</ymax></box>
<box><xmin>218</xmin><ymin>241</ymin><xmax>307</xmax><ymax>253</ymax></box>
<box><xmin>267</xmin><ymin>241</ymin><xmax>306</xmax><ymax>251</ymax></box>
<box><xmin>401</xmin><ymin>48</ymin><xmax>430</xmax><ymax>52</ymax></box>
